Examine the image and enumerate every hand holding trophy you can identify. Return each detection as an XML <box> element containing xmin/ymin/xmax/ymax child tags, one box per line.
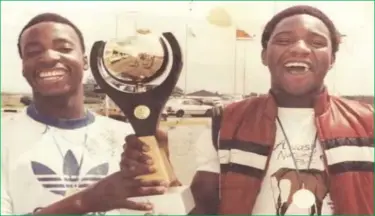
<box><xmin>90</xmin><ymin>31</ymin><xmax>195</xmax><ymax>214</ymax></box>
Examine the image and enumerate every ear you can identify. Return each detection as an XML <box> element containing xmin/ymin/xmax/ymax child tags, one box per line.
<box><xmin>328</xmin><ymin>54</ymin><xmax>336</xmax><ymax>70</ymax></box>
<box><xmin>261</xmin><ymin>49</ymin><xmax>268</xmax><ymax>66</ymax></box>
<box><xmin>83</xmin><ymin>55</ymin><xmax>89</xmax><ymax>70</ymax></box>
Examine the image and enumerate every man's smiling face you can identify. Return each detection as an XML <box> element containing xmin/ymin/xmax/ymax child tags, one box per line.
<box><xmin>262</xmin><ymin>14</ymin><xmax>335</xmax><ymax>96</ymax></box>
<box><xmin>19</xmin><ymin>21</ymin><xmax>88</xmax><ymax>97</ymax></box>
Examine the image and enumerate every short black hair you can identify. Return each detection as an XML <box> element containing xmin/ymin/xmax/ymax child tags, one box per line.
<box><xmin>17</xmin><ymin>13</ymin><xmax>86</xmax><ymax>57</ymax></box>
<box><xmin>261</xmin><ymin>5</ymin><xmax>340</xmax><ymax>55</ymax></box>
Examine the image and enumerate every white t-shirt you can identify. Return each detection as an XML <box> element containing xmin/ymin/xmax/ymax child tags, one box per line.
<box><xmin>195</xmin><ymin>108</ymin><xmax>334</xmax><ymax>215</ymax></box>
<box><xmin>1</xmin><ymin>108</ymin><xmax>134</xmax><ymax>215</ymax></box>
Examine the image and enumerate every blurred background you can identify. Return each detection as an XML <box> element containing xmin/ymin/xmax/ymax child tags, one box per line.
<box><xmin>2</xmin><ymin>1</ymin><xmax>374</xmax><ymax>96</ymax></box>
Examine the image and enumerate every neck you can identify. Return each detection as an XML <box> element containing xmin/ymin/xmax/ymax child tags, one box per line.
<box><xmin>32</xmin><ymin>88</ymin><xmax>85</xmax><ymax>119</ymax></box>
<box><xmin>271</xmin><ymin>87</ymin><xmax>324</xmax><ymax>108</ymax></box>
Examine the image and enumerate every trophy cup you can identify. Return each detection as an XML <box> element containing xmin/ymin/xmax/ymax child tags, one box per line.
<box><xmin>90</xmin><ymin>32</ymin><xmax>195</xmax><ymax>215</ymax></box>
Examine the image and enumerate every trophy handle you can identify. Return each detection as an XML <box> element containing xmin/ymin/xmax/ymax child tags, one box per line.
<box><xmin>135</xmin><ymin>136</ymin><xmax>175</xmax><ymax>184</ymax></box>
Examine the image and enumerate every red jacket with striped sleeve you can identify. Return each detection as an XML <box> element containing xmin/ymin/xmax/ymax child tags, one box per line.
<box><xmin>218</xmin><ymin>89</ymin><xmax>374</xmax><ymax>215</ymax></box>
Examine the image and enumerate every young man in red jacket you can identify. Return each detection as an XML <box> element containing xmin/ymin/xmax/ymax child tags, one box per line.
<box><xmin>121</xmin><ymin>5</ymin><xmax>374</xmax><ymax>215</ymax></box>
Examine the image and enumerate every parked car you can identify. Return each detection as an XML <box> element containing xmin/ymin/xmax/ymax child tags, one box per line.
<box><xmin>231</xmin><ymin>95</ymin><xmax>244</xmax><ymax>102</ymax></box>
<box><xmin>160</xmin><ymin>109</ymin><xmax>168</xmax><ymax>121</ymax></box>
<box><xmin>165</xmin><ymin>98</ymin><xmax>213</xmax><ymax>117</ymax></box>
<box><xmin>214</xmin><ymin>99</ymin><xmax>231</xmax><ymax>107</ymax></box>
<box><xmin>215</xmin><ymin>95</ymin><xmax>244</xmax><ymax>107</ymax></box>
<box><xmin>20</xmin><ymin>96</ymin><xmax>33</xmax><ymax>106</ymax></box>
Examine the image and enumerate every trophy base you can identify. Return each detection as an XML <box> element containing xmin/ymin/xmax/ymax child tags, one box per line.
<box><xmin>114</xmin><ymin>186</ymin><xmax>195</xmax><ymax>215</ymax></box>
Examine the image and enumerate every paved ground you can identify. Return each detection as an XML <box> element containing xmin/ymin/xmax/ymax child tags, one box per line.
<box><xmin>1</xmin><ymin>111</ymin><xmax>212</xmax><ymax>185</ymax></box>
<box><xmin>162</xmin><ymin>123</ymin><xmax>211</xmax><ymax>185</ymax></box>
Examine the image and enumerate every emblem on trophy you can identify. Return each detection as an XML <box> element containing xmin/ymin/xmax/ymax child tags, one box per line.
<box><xmin>90</xmin><ymin>31</ymin><xmax>195</xmax><ymax>214</ymax></box>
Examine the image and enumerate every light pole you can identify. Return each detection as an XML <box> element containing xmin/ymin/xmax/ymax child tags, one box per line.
<box><xmin>184</xmin><ymin>1</ymin><xmax>193</xmax><ymax>95</ymax></box>
<box><xmin>206</xmin><ymin>6</ymin><xmax>236</xmax><ymax>94</ymax></box>
<box><xmin>243</xmin><ymin>43</ymin><xmax>247</xmax><ymax>95</ymax></box>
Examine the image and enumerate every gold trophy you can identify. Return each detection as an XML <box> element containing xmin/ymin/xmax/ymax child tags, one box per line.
<box><xmin>90</xmin><ymin>32</ymin><xmax>195</xmax><ymax>214</ymax></box>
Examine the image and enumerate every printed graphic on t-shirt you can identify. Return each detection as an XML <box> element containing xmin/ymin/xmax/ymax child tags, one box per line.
<box><xmin>269</xmin><ymin>139</ymin><xmax>334</xmax><ymax>215</ymax></box>
<box><xmin>271</xmin><ymin>168</ymin><xmax>329</xmax><ymax>215</ymax></box>
<box><xmin>1</xmin><ymin>112</ymin><xmax>131</xmax><ymax>215</ymax></box>
<box><xmin>273</xmin><ymin>139</ymin><xmax>321</xmax><ymax>166</ymax></box>
<box><xmin>31</xmin><ymin>150</ymin><xmax>109</xmax><ymax>197</ymax></box>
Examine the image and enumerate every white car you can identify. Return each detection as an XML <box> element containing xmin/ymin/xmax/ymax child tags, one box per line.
<box><xmin>165</xmin><ymin>98</ymin><xmax>213</xmax><ymax>117</ymax></box>
<box><xmin>214</xmin><ymin>99</ymin><xmax>231</xmax><ymax>107</ymax></box>
<box><xmin>216</xmin><ymin>95</ymin><xmax>244</xmax><ymax>107</ymax></box>
<box><xmin>231</xmin><ymin>95</ymin><xmax>244</xmax><ymax>102</ymax></box>
<box><xmin>160</xmin><ymin>109</ymin><xmax>168</xmax><ymax>121</ymax></box>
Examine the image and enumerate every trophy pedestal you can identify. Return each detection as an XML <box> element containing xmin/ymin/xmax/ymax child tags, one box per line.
<box><xmin>117</xmin><ymin>186</ymin><xmax>195</xmax><ymax>215</ymax></box>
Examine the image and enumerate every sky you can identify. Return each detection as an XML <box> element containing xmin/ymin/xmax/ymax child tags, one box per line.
<box><xmin>1</xmin><ymin>1</ymin><xmax>374</xmax><ymax>95</ymax></box>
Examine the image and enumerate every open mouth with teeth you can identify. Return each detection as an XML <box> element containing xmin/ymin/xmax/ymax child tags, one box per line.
<box><xmin>284</xmin><ymin>62</ymin><xmax>311</xmax><ymax>74</ymax></box>
<box><xmin>36</xmin><ymin>70</ymin><xmax>66</xmax><ymax>82</ymax></box>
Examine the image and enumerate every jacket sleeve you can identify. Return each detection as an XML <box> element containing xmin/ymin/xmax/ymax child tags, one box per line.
<box><xmin>195</xmin><ymin>129</ymin><xmax>220</xmax><ymax>174</ymax></box>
